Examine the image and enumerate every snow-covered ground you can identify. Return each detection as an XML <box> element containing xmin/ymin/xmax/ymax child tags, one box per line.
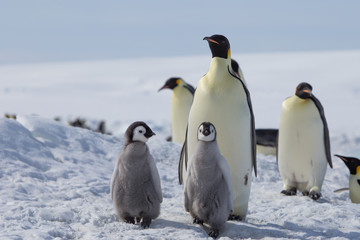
<box><xmin>1</xmin><ymin>50</ymin><xmax>360</xmax><ymax>239</ymax></box>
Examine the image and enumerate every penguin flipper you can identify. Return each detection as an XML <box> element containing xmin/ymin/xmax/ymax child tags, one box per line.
<box><xmin>228</xmin><ymin>65</ymin><xmax>257</xmax><ymax>176</ymax></box>
<box><xmin>310</xmin><ymin>95</ymin><xmax>332</xmax><ymax>168</ymax></box>
<box><xmin>334</xmin><ymin>187</ymin><xmax>349</xmax><ymax>193</ymax></box>
<box><xmin>178</xmin><ymin>126</ymin><xmax>188</xmax><ymax>184</ymax></box>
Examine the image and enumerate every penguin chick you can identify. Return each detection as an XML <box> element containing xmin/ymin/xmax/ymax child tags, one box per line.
<box><xmin>334</xmin><ymin>154</ymin><xmax>360</xmax><ymax>203</ymax></box>
<box><xmin>184</xmin><ymin>122</ymin><xmax>233</xmax><ymax>239</ymax></box>
<box><xmin>277</xmin><ymin>82</ymin><xmax>332</xmax><ymax>200</ymax></box>
<box><xmin>110</xmin><ymin>121</ymin><xmax>162</xmax><ymax>228</ymax></box>
<box><xmin>159</xmin><ymin>77</ymin><xmax>195</xmax><ymax>144</ymax></box>
<box><xmin>179</xmin><ymin>34</ymin><xmax>256</xmax><ymax>220</ymax></box>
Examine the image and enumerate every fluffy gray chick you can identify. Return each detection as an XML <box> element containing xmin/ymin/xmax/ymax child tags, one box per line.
<box><xmin>110</xmin><ymin>121</ymin><xmax>162</xmax><ymax>228</ymax></box>
<box><xmin>184</xmin><ymin>122</ymin><xmax>233</xmax><ymax>238</ymax></box>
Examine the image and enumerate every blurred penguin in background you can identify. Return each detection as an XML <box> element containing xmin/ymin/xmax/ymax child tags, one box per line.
<box><xmin>159</xmin><ymin>77</ymin><xmax>195</xmax><ymax>144</ymax></box>
<box><xmin>334</xmin><ymin>154</ymin><xmax>360</xmax><ymax>203</ymax></box>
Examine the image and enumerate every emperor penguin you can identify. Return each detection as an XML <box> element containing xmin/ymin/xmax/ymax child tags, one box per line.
<box><xmin>110</xmin><ymin>121</ymin><xmax>162</xmax><ymax>228</ymax></box>
<box><xmin>334</xmin><ymin>154</ymin><xmax>360</xmax><ymax>203</ymax></box>
<box><xmin>277</xmin><ymin>82</ymin><xmax>332</xmax><ymax>200</ymax></box>
<box><xmin>159</xmin><ymin>77</ymin><xmax>195</xmax><ymax>144</ymax></box>
<box><xmin>179</xmin><ymin>34</ymin><xmax>256</xmax><ymax>220</ymax></box>
<box><xmin>184</xmin><ymin>122</ymin><xmax>233</xmax><ymax>238</ymax></box>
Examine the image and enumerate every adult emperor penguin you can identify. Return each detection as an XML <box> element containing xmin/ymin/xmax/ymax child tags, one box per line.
<box><xmin>277</xmin><ymin>82</ymin><xmax>332</xmax><ymax>200</ymax></box>
<box><xmin>159</xmin><ymin>77</ymin><xmax>195</xmax><ymax>144</ymax></box>
<box><xmin>179</xmin><ymin>34</ymin><xmax>256</xmax><ymax>220</ymax></box>
<box><xmin>110</xmin><ymin>121</ymin><xmax>162</xmax><ymax>228</ymax></box>
<box><xmin>334</xmin><ymin>154</ymin><xmax>360</xmax><ymax>203</ymax></box>
<box><xmin>185</xmin><ymin>122</ymin><xmax>233</xmax><ymax>238</ymax></box>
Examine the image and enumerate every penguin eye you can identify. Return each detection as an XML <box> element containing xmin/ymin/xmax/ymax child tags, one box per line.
<box><xmin>139</xmin><ymin>130</ymin><xmax>143</xmax><ymax>133</ymax></box>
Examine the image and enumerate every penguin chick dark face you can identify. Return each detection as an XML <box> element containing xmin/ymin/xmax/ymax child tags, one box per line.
<box><xmin>203</xmin><ymin>34</ymin><xmax>230</xmax><ymax>59</ymax></box>
<box><xmin>125</xmin><ymin>121</ymin><xmax>155</xmax><ymax>144</ymax></box>
<box><xmin>158</xmin><ymin>77</ymin><xmax>181</xmax><ymax>91</ymax></box>
<box><xmin>335</xmin><ymin>154</ymin><xmax>360</xmax><ymax>175</ymax></box>
<box><xmin>197</xmin><ymin>122</ymin><xmax>216</xmax><ymax>142</ymax></box>
<box><xmin>295</xmin><ymin>82</ymin><xmax>313</xmax><ymax>99</ymax></box>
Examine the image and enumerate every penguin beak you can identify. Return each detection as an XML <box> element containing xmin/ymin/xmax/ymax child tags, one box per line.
<box><xmin>158</xmin><ymin>85</ymin><xmax>168</xmax><ymax>92</ymax></box>
<box><xmin>335</xmin><ymin>154</ymin><xmax>347</xmax><ymax>162</ymax></box>
<box><xmin>203</xmin><ymin>37</ymin><xmax>219</xmax><ymax>45</ymax></box>
<box><xmin>203</xmin><ymin>129</ymin><xmax>210</xmax><ymax>136</ymax></box>
<box><xmin>145</xmin><ymin>131</ymin><xmax>156</xmax><ymax>138</ymax></box>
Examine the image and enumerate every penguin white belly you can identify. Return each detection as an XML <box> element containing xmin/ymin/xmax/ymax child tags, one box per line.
<box><xmin>171</xmin><ymin>91</ymin><xmax>192</xmax><ymax>144</ymax></box>
<box><xmin>278</xmin><ymin>97</ymin><xmax>327</xmax><ymax>192</ymax></box>
<box><xmin>349</xmin><ymin>175</ymin><xmax>360</xmax><ymax>203</ymax></box>
<box><xmin>187</xmin><ymin>82</ymin><xmax>252</xmax><ymax>217</ymax></box>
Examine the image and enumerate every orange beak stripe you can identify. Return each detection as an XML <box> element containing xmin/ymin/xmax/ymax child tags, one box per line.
<box><xmin>207</xmin><ymin>39</ymin><xmax>219</xmax><ymax>45</ymax></box>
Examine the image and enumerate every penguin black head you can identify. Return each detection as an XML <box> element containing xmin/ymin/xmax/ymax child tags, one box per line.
<box><xmin>231</xmin><ymin>59</ymin><xmax>240</xmax><ymax>78</ymax></box>
<box><xmin>158</xmin><ymin>77</ymin><xmax>195</xmax><ymax>95</ymax></box>
<box><xmin>295</xmin><ymin>82</ymin><xmax>313</xmax><ymax>99</ymax></box>
<box><xmin>335</xmin><ymin>154</ymin><xmax>360</xmax><ymax>175</ymax></box>
<box><xmin>197</xmin><ymin>122</ymin><xmax>217</xmax><ymax>142</ymax></box>
<box><xmin>203</xmin><ymin>34</ymin><xmax>230</xmax><ymax>59</ymax></box>
<box><xmin>125</xmin><ymin>121</ymin><xmax>155</xmax><ymax>145</ymax></box>
<box><xmin>158</xmin><ymin>77</ymin><xmax>181</xmax><ymax>91</ymax></box>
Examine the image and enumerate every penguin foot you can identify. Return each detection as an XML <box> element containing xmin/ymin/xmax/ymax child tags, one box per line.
<box><xmin>281</xmin><ymin>187</ymin><xmax>297</xmax><ymax>196</ymax></box>
<box><xmin>141</xmin><ymin>217</ymin><xmax>152</xmax><ymax>229</ymax></box>
<box><xmin>193</xmin><ymin>217</ymin><xmax>204</xmax><ymax>225</ymax></box>
<box><xmin>228</xmin><ymin>214</ymin><xmax>243</xmax><ymax>221</ymax></box>
<box><xmin>208</xmin><ymin>228</ymin><xmax>219</xmax><ymax>239</ymax></box>
<box><xmin>124</xmin><ymin>216</ymin><xmax>135</xmax><ymax>224</ymax></box>
<box><xmin>309</xmin><ymin>191</ymin><xmax>322</xmax><ymax>201</ymax></box>
<box><xmin>302</xmin><ymin>191</ymin><xmax>309</xmax><ymax>196</ymax></box>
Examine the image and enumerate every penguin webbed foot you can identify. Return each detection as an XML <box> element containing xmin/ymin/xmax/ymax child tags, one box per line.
<box><xmin>208</xmin><ymin>228</ymin><xmax>220</xmax><ymax>239</ymax></box>
<box><xmin>141</xmin><ymin>216</ymin><xmax>152</xmax><ymax>229</ymax></box>
<box><xmin>281</xmin><ymin>187</ymin><xmax>297</xmax><ymax>196</ymax></box>
<box><xmin>302</xmin><ymin>191</ymin><xmax>309</xmax><ymax>196</ymax></box>
<box><xmin>228</xmin><ymin>214</ymin><xmax>243</xmax><ymax>221</ymax></box>
<box><xmin>193</xmin><ymin>216</ymin><xmax>204</xmax><ymax>225</ymax></box>
<box><xmin>309</xmin><ymin>191</ymin><xmax>322</xmax><ymax>201</ymax></box>
<box><xmin>124</xmin><ymin>216</ymin><xmax>135</xmax><ymax>224</ymax></box>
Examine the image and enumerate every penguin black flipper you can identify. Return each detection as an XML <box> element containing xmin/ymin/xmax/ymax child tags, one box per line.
<box><xmin>228</xmin><ymin>66</ymin><xmax>257</xmax><ymax>177</ymax></box>
<box><xmin>183</xmin><ymin>83</ymin><xmax>196</xmax><ymax>95</ymax></box>
<box><xmin>178</xmin><ymin>126</ymin><xmax>189</xmax><ymax>184</ymax></box>
<box><xmin>310</xmin><ymin>95</ymin><xmax>332</xmax><ymax>168</ymax></box>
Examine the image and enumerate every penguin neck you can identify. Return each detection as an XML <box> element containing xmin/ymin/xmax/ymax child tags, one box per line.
<box><xmin>208</xmin><ymin>57</ymin><xmax>231</xmax><ymax>83</ymax></box>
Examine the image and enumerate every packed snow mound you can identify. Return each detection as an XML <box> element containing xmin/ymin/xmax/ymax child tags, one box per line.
<box><xmin>1</xmin><ymin>115</ymin><xmax>359</xmax><ymax>239</ymax></box>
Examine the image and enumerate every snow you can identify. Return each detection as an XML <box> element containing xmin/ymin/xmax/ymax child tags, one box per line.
<box><xmin>1</xmin><ymin>50</ymin><xmax>360</xmax><ymax>239</ymax></box>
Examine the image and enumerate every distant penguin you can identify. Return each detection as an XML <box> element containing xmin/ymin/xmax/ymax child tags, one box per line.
<box><xmin>159</xmin><ymin>77</ymin><xmax>195</xmax><ymax>144</ymax></box>
<box><xmin>277</xmin><ymin>82</ymin><xmax>332</xmax><ymax>200</ymax></box>
<box><xmin>230</xmin><ymin>59</ymin><xmax>246</xmax><ymax>85</ymax></box>
<box><xmin>179</xmin><ymin>34</ymin><xmax>256</xmax><ymax>220</ymax></box>
<box><xmin>256</xmin><ymin>128</ymin><xmax>278</xmax><ymax>156</ymax></box>
<box><xmin>334</xmin><ymin>154</ymin><xmax>360</xmax><ymax>203</ymax></box>
<box><xmin>184</xmin><ymin>122</ymin><xmax>233</xmax><ymax>238</ymax></box>
<box><xmin>110</xmin><ymin>121</ymin><xmax>162</xmax><ymax>228</ymax></box>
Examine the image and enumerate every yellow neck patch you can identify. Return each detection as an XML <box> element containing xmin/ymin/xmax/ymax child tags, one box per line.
<box><xmin>176</xmin><ymin>79</ymin><xmax>181</xmax><ymax>86</ymax></box>
<box><xmin>227</xmin><ymin>48</ymin><xmax>231</xmax><ymax>59</ymax></box>
<box><xmin>357</xmin><ymin>166</ymin><xmax>360</xmax><ymax>175</ymax></box>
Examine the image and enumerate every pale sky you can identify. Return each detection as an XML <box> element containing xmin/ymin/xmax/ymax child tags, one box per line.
<box><xmin>1</xmin><ymin>0</ymin><xmax>360</xmax><ymax>64</ymax></box>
